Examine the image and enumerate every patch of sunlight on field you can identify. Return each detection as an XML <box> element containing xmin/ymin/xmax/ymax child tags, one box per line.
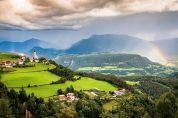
<box><xmin>14</xmin><ymin>77</ymin><xmax>118</xmax><ymax>98</ymax></box>
<box><xmin>12</xmin><ymin>62</ymin><xmax>55</xmax><ymax>73</ymax></box>
<box><xmin>126</xmin><ymin>81</ymin><xmax>140</xmax><ymax>86</ymax></box>
<box><xmin>0</xmin><ymin>53</ymin><xmax>18</xmax><ymax>61</ymax></box>
<box><xmin>2</xmin><ymin>71</ymin><xmax>60</xmax><ymax>87</ymax></box>
<box><xmin>1</xmin><ymin>62</ymin><xmax>58</xmax><ymax>87</ymax></box>
<box><xmin>103</xmin><ymin>100</ymin><xmax>118</xmax><ymax>111</ymax></box>
<box><xmin>77</xmin><ymin>66</ymin><xmax>144</xmax><ymax>71</ymax></box>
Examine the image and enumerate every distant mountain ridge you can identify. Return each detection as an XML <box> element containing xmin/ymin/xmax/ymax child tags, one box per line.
<box><xmin>0</xmin><ymin>34</ymin><xmax>177</xmax><ymax>63</ymax></box>
<box><xmin>65</xmin><ymin>34</ymin><xmax>144</xmax><ymax>54</ymax></box>
<box><xmin>0</xmin><ymin>38</ymin><xmax>49</xmax><ymax>52</ymax></box>
<box><xmin>64</xmin><ymin>34</ymin><xmax>169</xmax><ymax>64</ymax></box>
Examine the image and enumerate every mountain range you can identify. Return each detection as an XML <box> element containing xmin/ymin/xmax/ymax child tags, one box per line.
<box><xmin>0</xmin><ymin>34</ymin><xmax>177</xmax><ymax>63</ymax></box>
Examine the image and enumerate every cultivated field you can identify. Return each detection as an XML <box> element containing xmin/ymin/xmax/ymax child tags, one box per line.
<box><xmin>1</xmin><ymin>62</ymin><xmax>117</xmax><ymax>98</ymax></box>
<box><xmin>0</xmin><ymin>53</ymin><xmax>19</xmax><ymax>61</ymax></box>
<box><xmin>15</xmin><ymin>77</ymin><xmax>117</xmax><ymax>97</ymax></box>
<box><xmin>1</xmin><ymin>71</ymin><xmax>60</xmax><ymax>87</ymax></box>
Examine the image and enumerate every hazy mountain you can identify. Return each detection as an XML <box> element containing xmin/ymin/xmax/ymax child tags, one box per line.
<box><xmin>0</xmin><ymin>38</ymin><xmax>54</xmax><ymax>53</ymax></box>
<box><xmin>65</xmin><ymin>34</ymin><xmax>166</xmax><ymax>64</ymax></box>
<box><xmin>153</xmin><ymin>38</ymin><xmax>178</xmax><ymax>58</ymax></box>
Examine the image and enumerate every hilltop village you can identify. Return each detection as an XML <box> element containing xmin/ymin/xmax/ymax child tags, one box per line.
<box><xmin>0</xmin><ymin>49</ymin><xmax>127</xmax><ymax>102</ymax></box>
<box><xmin>0</xmin><ymin>49</ymin><xmax>48</xmax><ymax>69</ymax></box>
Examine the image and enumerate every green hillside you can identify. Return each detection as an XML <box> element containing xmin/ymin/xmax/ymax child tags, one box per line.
<box><xmin>14</xmin><ymin>77</ymin><xmax>117</xmax><ymax>97</ymax></box>
<box><xmin>0</xmin><ymin>53</ymin><xmax>20</xmax><ymax>61</ymax></box>
<box><xmin>55</xmin><ymin>53</ymin><xmax>177</xmax><ymax>77</ymax></box>
<box><xmin>0</xmin><ymin>60</ymin><xmax>117</xmax><ymax>98</ymax></box>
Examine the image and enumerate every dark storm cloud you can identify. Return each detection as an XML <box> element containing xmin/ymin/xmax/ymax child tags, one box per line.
<box><xmin>0</xmin><ymin>0</ymin><xmax>178</xmax><ymax>30</ymax></box>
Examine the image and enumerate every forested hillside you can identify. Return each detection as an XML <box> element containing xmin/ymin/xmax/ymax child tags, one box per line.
<box><xmin>55</xmin><ymin>53</ymin><xmax>177</xmax><ymax>77</ymax></box>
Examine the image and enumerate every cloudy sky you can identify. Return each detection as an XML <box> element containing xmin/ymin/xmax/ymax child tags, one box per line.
<box><xmin>0</xmin><ymin>0</ymin><xmax>178</xmax><ymax>49</ymax></box>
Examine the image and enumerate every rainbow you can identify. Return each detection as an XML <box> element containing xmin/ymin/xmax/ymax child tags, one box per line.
<box><xmin>148</xmin><ymin>42</ymin><xmax>170</xmax><ymax>66</ymax></box>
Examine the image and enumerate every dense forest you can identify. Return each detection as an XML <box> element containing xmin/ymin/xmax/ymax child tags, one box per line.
<box><xmin>1</xmin><ymin>81</ymin><xmax>178</xmax><ymax>118</ymax></box>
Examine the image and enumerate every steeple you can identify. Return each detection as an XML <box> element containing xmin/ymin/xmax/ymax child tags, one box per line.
<box><xmin>33</xmin><ymin>48</ymin><xmax>38</xmax><ymax>60</ymax></box>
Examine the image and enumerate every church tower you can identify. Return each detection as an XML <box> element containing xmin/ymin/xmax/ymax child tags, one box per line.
<box><xmin>33</xmin><ymin>48</ymin><xmax>38</xmax><ymax>60</ymax></box>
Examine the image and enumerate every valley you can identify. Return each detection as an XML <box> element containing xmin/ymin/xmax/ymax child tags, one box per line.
<box><xmin>0</xmin><ymin>51</ymin><xmax>178</xmax><ymax>118</ymax></box>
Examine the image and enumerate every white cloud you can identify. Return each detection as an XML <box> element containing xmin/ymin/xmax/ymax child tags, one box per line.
<box><xmin>0</xmin><ymin>0</ymin><xmax>178</xmax><ymax>30</ymax></box>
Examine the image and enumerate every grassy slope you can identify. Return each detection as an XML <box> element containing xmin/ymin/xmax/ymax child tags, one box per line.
<box><xmin>14</xmin><ymin>77</ymin><xmax>117</xmax><ymax>98</ymax></box>
<box><xmin>13</xmin><ymin>62</ymin><xmax>56</xmax><ymax>73</ymax></box>
<box><xmin>1</xmin><ymin>61</ymin><xmax>117</xmax><ymax>97</ymax></box>
<box><xmin>0</xmin><ymin>53</ymin><xmax>18</xmax><ymax>61</ymax></box>
<box><xmin>1</xmin><ymin>71</ymin><xmax>60</xmax><ymax>87</ymax></box>
<box><xmin>1</xmin><ymin>63</ymin><xmax>58</xmax><ymax>87</ymax></box>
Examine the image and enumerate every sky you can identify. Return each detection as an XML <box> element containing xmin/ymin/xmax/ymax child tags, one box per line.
<box><xmin>0</xmin><ymin>0</ymin><xmax>178</xmax><ymax>49</ymax></box>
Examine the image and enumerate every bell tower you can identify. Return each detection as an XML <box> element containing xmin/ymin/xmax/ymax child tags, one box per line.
<box><xmin>33</xmin><ymin>48</ymin><xmax>38</xmax><ymax>60</ymax></box>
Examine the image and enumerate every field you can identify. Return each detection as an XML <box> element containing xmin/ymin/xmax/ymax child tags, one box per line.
<box><xmin>77</xmin><ymin>66</ymin><xmax>144</xmax><ymax>71</ymax></box>
<box><xmin>1</xmin><ymin>71</ymin><xmax>60</xmax><ymax>87</ymax></box>
<box><xmin>15</xmin><ymin>77</ymin><xmax>117</xmax><ymax>98</ymax></box>
<box><xmin>0</xmin><ymin>53</ymin><xmax>19</xmax><ymax>61</ymax></box>
<box><xmin>103</xmin><ymin>100</ymin><xmax>118</xmax><ymax>111</ymax></box>
<box><xmin>126</xmin><ymin>81</ymin><xmax>140</xmax><ymax>86</ymax></box>
<box><xmin>1</xmin><ymin>62</ymin><xmax>117</xmax><ymax>98</ymax></box>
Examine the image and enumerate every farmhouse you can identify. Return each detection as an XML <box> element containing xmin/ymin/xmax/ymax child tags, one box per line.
<box><xmin>0</xmin><ymin>61</ymin><xmax>13</xmax><ymax>68</ymax></box>
<box><xmin>20</xmin><ymin>56</ymin><xmax>27</xmax><ymax>61</ymax></box>
<box><xmin>17</xmin><ymin>60</ymin><xmax>24</xmax><ymax>65</ymax></box>
<box><xmin>91</xmin><ymin>92</ymin><xmax>98</xmax><ymax>97</ymax></box>
<box><xmin>113</xmin><ymin>89</ymin><xmax>126</xmax><ymax>97</ymax></box>
<box><xmin>42</xmin><ymin>60</ymin><xmax>49</xmax><ymax>65</ymax></box>
<box><xmin>67</xmin><ymin>93</ymin><xmax>76</xmax><ymax>102</ymax></box>
<box><xmin>59</xmin><ymin>95</ymin><xmax>66</xmax><ymax>101</ymax></box>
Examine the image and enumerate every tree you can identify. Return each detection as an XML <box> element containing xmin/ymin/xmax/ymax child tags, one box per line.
<box><xmin>66</xmin><ymin>85</ymin><xmax>74</xmax><ymax>93</ymax></box>
<box><xmin>60</xmin><ymin>107</ymin><xmax>78</xmax><ymax>118</ymax></box>
<box><xmin>18</xmin><ymin>88</ymin><xmax>28</xmax><ymax>103</ymax></box>
<box><xmin>76</xmin><ymin>99</ymin><xmax>102</xmax><ymax>118</ymax></box>
<box><xmin>57</xmin><ymin>89</ymin><xmax>63</xmax><ymax>95</ymax></box>
<box><xmin>0</xmin><ymin>82</ymin><xmax>8</xmax><ymax>97</ymax></box>
<box><xmin>99</xmin><ymin>112</ymin><xmax>114</xmax><ymax>118</ymax></box>
<box><xmin>7</xmin><ymin>89</ymin><xmax>20</xmax><ymax>118</ymax></box>
<box><xmin>157</xmin><ymin>92</ymin><xmax>178</xmax><ymax>118</ymax></box>
<box><xmin>0</xmin><ymin>99</ymin><xmax>14</xmax><ymax>118</ymax></box>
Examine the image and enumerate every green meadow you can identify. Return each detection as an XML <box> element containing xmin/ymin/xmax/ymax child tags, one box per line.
<box><xmin>13</xmin><ymin>62</ymin><xmax>56</xmax><ymax>73</ymax></box>
<box><xmin>0</xmin><ymin>53</ymin><xmax>18</xmax><ymax>61</ymax></box>
<box><xmin>1</xmin><ymin>62</ymin><xmax>117</xmax><ymax>98</ymax></box>
<box><xmin>77</xmin><ymin>66</ymin><xmax>144</xmax><ymax>71</ymax></box>
<box><xmin>15</xmin><ymin>77</ymin><xmax>117</xmax><ymax>98</ymax></box>
<box><xmin>1</xmin><ymin>71</ymin><xmax>60</xmax><ymax>87</ymax></box>
<box><xmin>126</xmin><ymin>81</ymin><xmax>140</xmax><ymax>86</ymax></box>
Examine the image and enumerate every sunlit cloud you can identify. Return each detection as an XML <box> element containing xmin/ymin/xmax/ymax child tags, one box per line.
<box><xmin>0</xmin><ymin>0</ymin><xmax>178</xmax><ymax>30</ymax></box>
